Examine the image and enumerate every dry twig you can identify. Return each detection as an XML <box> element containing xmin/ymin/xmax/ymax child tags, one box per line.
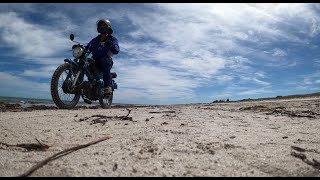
<box><xmin>18</xmin><ymin>135</ymin><xmax>112</xmax><ymax>177</ymax></box>
<box><xmin>79</xmin><ymin>109</ymin><xmax>134</xmax><ymax>124</ymax></box>
<box><xmin>291</xmin><ymin>151</ymin><xmax>320</xmax><ymax>170</ymax></box>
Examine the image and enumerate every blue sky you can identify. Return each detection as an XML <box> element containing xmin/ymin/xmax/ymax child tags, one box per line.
<box><xmin>0</xmin><ymin>3</ymin><xmax>320</xmax><ymax>105</ymax></box>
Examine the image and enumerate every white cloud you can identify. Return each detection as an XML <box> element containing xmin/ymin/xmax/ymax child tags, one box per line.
<box><xmin>237</xmin><ymin>88</ymin><xmax>273</xmax><ymax>96</ymax></box>
<box><xmin>255</xmin><ymin>71</ymin><xmax>266</xmax><ymax>78</ymax></box>
<box><xmin>314</xmin><ymin>59</ymin><xmax>320</xmax><ymax>67</ymax></box>
<box><xmin>209</xmin><ymin>85</ymin><xmax>274</xmax><ymax>100</ymax></box>
<box><xmin>227</xmin><ymin>56</ymin><xmax>253</xmax><ymax>73</ymax></box>
<box><xmin>0</xmin><ymin>12</ymin><xmax>72</xmax><ymax>62</ymax></box>
<box><xmin>239</xmin><ymin>76</ymin><xmax>271</xmax><ymax>86</ymax></box>
<box><xmin>20</xmin><ymin>65</ymin><xmax>58</xmax><ymax>78</ymax></box>
<box><xmin>272</xmin><ymin>48</ymin><xmax>288</xmax><ymax>57</ymax></box>
<box><xmin>155</xmin><ymin>3</ymin><xmax>314</xmax><ymax>44</ymax></box>
<box><xmin>215</xmin><ymin>75</ymin><xmax>234</xmax><ymax>83</ymax></box>
<box><xmin>115</xmin><ymin>64</ymin><xmax>196</xmax><ymax>101</ymax></box>
<box><xmin>303</xmin><ymin>71</ymin><xmax>320</xmax><ymax>85</ymax></box>
<box><xmin>253</xmin><ymin>78</ymin><xmax>271</xmax><ymax>86</ymax></box>
<box><xmin>115</xmin><ymin>3</ymin><xmax>317</xmax><ymax>103</ymax></box>
<box><xmin>295</xmin><ymin>86</ymin><xmax>308</xmax><ymax>90</ymax></box>
<box><xmin>287</xmin><ymin>61</ymin><xmax>297</xmax><ymax>67</ymax></box>
<box><xmin>1</xmin><ymin>3</ymin><xmax>320</xmax><ymax>103</ymax></box>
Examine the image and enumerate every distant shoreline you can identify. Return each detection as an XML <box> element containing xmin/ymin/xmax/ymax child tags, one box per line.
<box><xmin>0</xmin><ymin>96</ymin><xmax>151</xmax><ymax>107</ymax></box>
<box><xmin>0</xmin><ymin>96</ymin><xmax>53</xmax><ymax>103</ymax></box>
<box><xmin>0</xmin><ymin>96</ymin><xmax>160</xmax><ymax>112</ymax></box>
<box><xmin>1</xmin><ymin>91</ymin><xmax>319</xmax><ymax>108</ymax></box>
<box><xmin>211</xmin><ymin>92</ymin><xmax>320</xmax><ymax>103</ymax></box>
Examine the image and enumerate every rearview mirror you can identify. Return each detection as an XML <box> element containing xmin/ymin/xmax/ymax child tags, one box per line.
<box><xmin>70</xmin><ymin>34</ymin><xmax>74</xmax><ymax>41</ymax></box>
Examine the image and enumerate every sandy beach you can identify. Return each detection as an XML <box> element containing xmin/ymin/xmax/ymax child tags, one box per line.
<box><xmin>0</xmin><ymin>97</ymin><xmax>320</xmax><ymax>177</ymax></box>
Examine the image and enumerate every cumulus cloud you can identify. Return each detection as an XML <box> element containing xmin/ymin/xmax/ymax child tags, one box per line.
<box><xmin>272</xmin><ymin>48</ymin><xmax>288</xmax><ymax>57</ymax></box>
<box><xmin>237</xmin><ymin>88</ymin><xmax>273</xmax><ymax>96</ymax></box>
<box><xmin>0</xmin><ymin>12</ymin><xmax>72</xmax><ymax>61</ymax></box>
<box><xmin>314</xmin><ymin>59</ymin><xmax>320</xmax><ymax>67</ymax></box>
<box><xmin>115</xmin><ymin>64</ymin><xmax>196</xmax><ymax>100</ymax></box>
<box><xmin>20</xmin><ymin>65</ymin><xmax>58</xmax><ymax>78</ymax></box>
<box><xmin>0</xmin><ymin>3</ymin><xmax>320</xmax><ymax>103</ymax></box>
<box><xmin>303</xmin><ymin>71</ymin><xmax>320</xmax><ymax>85</ymax></box>
<box><xmin>239</xmin><ymin>76</ymin><xmax>271</xmax><ymax>86</ymax></box>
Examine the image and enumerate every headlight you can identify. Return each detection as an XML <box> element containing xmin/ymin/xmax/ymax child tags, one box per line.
<box><xmin>72</xmin><ymin>46</ymin><xmax>84</xmax><ymax>58</ymax></box>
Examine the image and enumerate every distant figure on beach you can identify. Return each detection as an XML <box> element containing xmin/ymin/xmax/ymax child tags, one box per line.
<box><xmin>85</xmin><ymin>19</ymin><xmax>120</xmax><ymax>96</ymax></box>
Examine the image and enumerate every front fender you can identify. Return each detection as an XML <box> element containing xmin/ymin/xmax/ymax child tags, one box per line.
<box><xmin>64</xmin><ymin>59</ymin><xmax>78</xmax><ymax>68</ymax></box>
<box><xmin>63</xmin><ymin>59</ymin><xmax>80</xmax><ymax>81</ymax></box>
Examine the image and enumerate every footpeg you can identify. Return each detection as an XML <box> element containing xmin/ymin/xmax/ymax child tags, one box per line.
<box><xmin>82</xmin><ymin>95</ymin><xmax>92</xmax><ymax>104</ymax></box>
<box><xmin>84</xmin><ymin>99</ymin><xmax>92</xmax><ymax>104</ymax></box>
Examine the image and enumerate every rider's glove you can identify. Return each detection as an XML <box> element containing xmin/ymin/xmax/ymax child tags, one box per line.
<box><xmin>86</xmin><ymin>58</ymin><xmax>95</xmax><ymax>64</ymax></box>
<box><xmin>105</xmin><ymin>41</ymin><xmax>113</xmax><ymax>48</ymax></box>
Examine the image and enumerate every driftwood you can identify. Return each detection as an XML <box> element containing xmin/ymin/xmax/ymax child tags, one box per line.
<box><xmin>291</xmin><ymin>151</ymin><xmax>320</xmax><ymax>170</ymax></box>
<box><xmin>291</xmin><ymin>146</ymin><xmax>320</xmax><ymax>154</ymax></box>
<box><xmin>18</xmin><ymin>135</ymin><xmax>112</xmax><ymax>177</ymax></box>
<box><xmin>239</xmin><ymin>106</ymin><xmax>319</xmax><ymax>118</ymax></box>
<box><xmin>291</xmin><ymin>146</ymin><xmax>320</xmax><ymax>170</ymax></box>
<box><xmin>79</xmin><ymin>109</ymin><xmax>134</xmax><ymax>125</ymax></box>
<box><xmin>149</xmin><ymin>110</ymin><xmax>176</xmax><ymax>114</ymax></box>
<box><xmin>0</xmin><ymin>138</ymin><xmax>49</xmax><ymax>151</ymax></box>
<box><xmin>117</xmin><ymin>108</ymin><xmax>133</xmax><ymax>120</ymax></box>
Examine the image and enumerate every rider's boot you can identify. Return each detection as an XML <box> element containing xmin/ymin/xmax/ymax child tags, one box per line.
<box><xmin>104</xmin><ymin>86</ymin><xmax>113</xmax><ymax>95</ymax></box>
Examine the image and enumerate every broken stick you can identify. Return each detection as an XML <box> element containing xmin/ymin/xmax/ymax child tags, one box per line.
<box><xmin>18</xmin><ymin>135</ymin><xmax>112</xmax><ymax>177</ymax></box>
<box><xmin>0</xmin><ymin>138</ymin><xmax>49</xmax><ymax>151</ymax></box>
<box><xmin>125</xmin><ymin>108</ymin><xmax>132</xmax><ymax>117</ymax></box>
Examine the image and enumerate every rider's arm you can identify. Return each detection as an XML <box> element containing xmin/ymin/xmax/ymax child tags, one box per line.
<box><xmin>84</xmin><ymin>38</ymin><xmax>96</xmax><ymax>54</ymax></box>
<box><xmin>109</xmin><ymin>36</ymin><xmax>120</xmax><ymax>55</ymax></box>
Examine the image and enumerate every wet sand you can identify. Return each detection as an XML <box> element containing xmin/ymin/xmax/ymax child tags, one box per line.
<box><xmin>0</xmin><ymin>97</ymin><xmax>320</xmax><ymax>177</ymax></box>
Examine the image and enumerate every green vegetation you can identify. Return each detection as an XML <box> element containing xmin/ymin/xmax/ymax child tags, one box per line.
<box><xmin>211</xmin><ymin>98</ymin><xmax>230</xmax><ymax>103</ymax></box>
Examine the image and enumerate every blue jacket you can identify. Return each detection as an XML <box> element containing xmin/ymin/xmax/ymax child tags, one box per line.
<box><xmin>85</xmin><ymin>35</ymin><xmax>120</xmax><ymax>60</ymax></box>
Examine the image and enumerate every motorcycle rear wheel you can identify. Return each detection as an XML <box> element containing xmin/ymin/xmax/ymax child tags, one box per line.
<box><xmin>99</xmin><ymin>92</ymin><xmax>113</xmax><ymax>109</ymax></box>
<box><xmin>51</xmin><ymin>63</ymin><xmax>81</xmax><ymax>109</ymax></box>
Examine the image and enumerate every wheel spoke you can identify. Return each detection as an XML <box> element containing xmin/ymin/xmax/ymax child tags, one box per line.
<box><xmin>57</xmin><ymin>68</ymin><xmax>76</xmax><ymax>105</ymax></box>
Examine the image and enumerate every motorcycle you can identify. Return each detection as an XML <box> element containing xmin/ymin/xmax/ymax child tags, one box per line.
<box><xmin>50</xmin><ymin>34</ymin><xmax>117</xmax><ymax>109</ymax></box>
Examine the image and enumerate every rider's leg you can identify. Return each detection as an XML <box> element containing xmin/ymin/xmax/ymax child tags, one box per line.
<box><xmin>95</xmin><ymin>57</ymin><xmax>113</xmax><ymax>94</ymax></box>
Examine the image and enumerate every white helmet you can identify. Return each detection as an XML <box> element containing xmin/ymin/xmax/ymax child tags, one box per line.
<box><xmin>96</xmin><ymin>19</ymin><xmax>113</xmax><ymax>34</ymax></box>
<box><xmin>96</xmin><ymin>19</ymin><xmax>111</xmax><ymax>27</ymax></box>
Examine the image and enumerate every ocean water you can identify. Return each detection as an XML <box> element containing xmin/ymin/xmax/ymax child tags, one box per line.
<box><xmin>0</xmin><ymin>96</ymin><xmax>53</xmax><ymax>104</ymax></box>
<box><xmin>0</xmin><ymin>96</ymin><xmax>99</xmax><ymax>108</ymax></box>
<box><xmin>0</xmin><ymin>95</ymin><xmax>152</xmax><ymax>109</ymax></box>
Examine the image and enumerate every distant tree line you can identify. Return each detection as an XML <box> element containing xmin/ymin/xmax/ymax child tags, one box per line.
<box><xmin>211</xmin><ymin>92</ymin><xmax>320</xmax><ymax>103</ymax></box>
<box><xmin>212</xmin><ymin>98</ymin><xmax>230</xmax><ymax>103</ymax></box>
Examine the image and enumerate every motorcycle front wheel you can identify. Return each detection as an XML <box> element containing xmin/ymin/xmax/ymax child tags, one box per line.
<box><xmin>51</xmin><ymin>63</ymin><xmax>81</xmax><ymax>109</ymax></box>
<box><xmin>99</xmin><ymin>92</ymin><xmax>113</xmax><ymax>109</ymax></box>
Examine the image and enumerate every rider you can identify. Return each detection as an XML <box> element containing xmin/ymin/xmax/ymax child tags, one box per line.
<box><xmin>85</xmin><ymin>19</ymin><xmax>120</xmax><ymax>95</ymax></box>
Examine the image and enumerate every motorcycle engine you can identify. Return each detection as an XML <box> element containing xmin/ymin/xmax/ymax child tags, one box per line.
<box><xmin>81</xmin><ymin>80</ymin><xmax>101</xmax><ymax>101</ymax></box>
